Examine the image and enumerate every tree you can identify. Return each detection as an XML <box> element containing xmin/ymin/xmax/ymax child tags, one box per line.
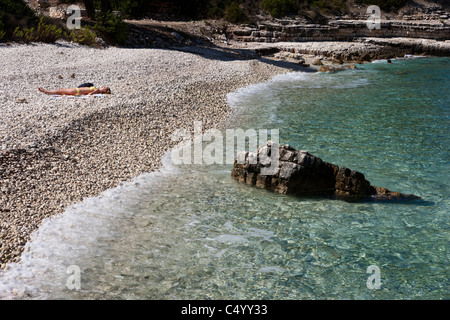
<box><xmin>83</xmin><ymin>0</ymin><xmax>113</xmax><ymax>19</ymax></box>
<box><xmin>101</xmin><ymin>0</ymin><xmax>113</xmax><ymax>13</ymax></box>
<box><xmin>83</xmin><ymin>0</ymin><xmax>95</xmax><ymax>18</ymax></box>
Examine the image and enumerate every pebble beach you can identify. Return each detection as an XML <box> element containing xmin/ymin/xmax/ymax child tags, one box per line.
<box><xmin>2</xmin><ymin>34</ymin><xmax>449</xmax><ymax>270</ymax></box>
<box><xmin>0</xmin><ymin>41</ymin><xmax>302</xmax><ymax>268</ymax></box>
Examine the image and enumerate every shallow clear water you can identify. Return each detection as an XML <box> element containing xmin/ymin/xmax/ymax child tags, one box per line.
<box><xmin>0</xmin><ymin>57</ymin><xmax>449</xmax><ymax>300</ymax></box>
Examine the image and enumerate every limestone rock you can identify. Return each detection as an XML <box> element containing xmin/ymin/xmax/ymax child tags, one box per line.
<box><xmin>318</xmin><ymin>64</ymin><xmax>356</xmax><ymax>72</ymax></box>
<box><xmin>334</xmin><ymin>167</ymin><xmax>374</xmax><ymax>196</ymax></box>
<box><xmin>231</xmin><ymin>142</ymin><xmax>420</xmax><ymax>202</ymax></box>
<box><xmin>313</xmin><ymin>59</ymin><xmax>323</xmax><ymax>65</ymax></box>
<box><xmin>49</xmin><ymin>7</ymin><xmax>66</xmax><ymax>19</ymax></box>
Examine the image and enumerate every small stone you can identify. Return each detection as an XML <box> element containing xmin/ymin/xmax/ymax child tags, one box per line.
<box><xmin>171</xmin><ymin>32</ymin><xmax>184</xmax><ymax>42</ymax></box>
<box><xmin>313</xmin><ymin>59</ymin><xmax>323</xmax><ymax>65</ymax></box>
<box><xmin>236</xmin><ymin>151</ymin><xmax>248</xmax><ymax>164</ymax></box>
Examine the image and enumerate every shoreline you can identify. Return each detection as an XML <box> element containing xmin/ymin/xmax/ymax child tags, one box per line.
<box><xmin>1</xmin><ymin>37</ymin><xmax>449</xmax><ymax>270</ymax></box>
<box><xmin>0</xmin><ymin>41</ymin><xmax>304</xmax><ymax>269</ymax></box>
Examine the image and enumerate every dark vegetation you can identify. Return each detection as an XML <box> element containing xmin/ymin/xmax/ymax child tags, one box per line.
<box><xmin>0</xmin><ymin>0</ymin><xmax>37</xmax><ymax>41</ymax></box>
<box><xmin>0</xmin><ymin>0</ymin><xmax>413</xmax><ymax>44</ymax></box>
<box><xmin>0</xmin><ymin>0</ymin><xmax>127</xmax><ymax>44</ymax></box>
<box><xmin>357</xmin><ymin>0</ymin><xmax>408</xmax><ymax>12</ymax></box>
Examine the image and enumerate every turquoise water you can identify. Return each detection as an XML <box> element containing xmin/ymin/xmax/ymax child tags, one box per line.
<box><xmin>0</xmin><ymin>57</ymin><xmax>448</xmax><ymax>300</ymax></box>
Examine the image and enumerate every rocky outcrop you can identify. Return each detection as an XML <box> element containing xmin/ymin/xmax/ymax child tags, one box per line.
<box><xmin>231</xmin><ymin>142</ymin><xmax>420</xmax><ymax>202</ymax></box>
<box><xmin>318</xmin><ymin>64</ymin><xmax>356</xmax><ymax>72</ymax></box>
<box><xmin>228</xmin><ymin>18</ymin><xmax>450</xmax><ymax>59</ymax></box>
<box><xmin>249</xmin><ymin>38</ymin><xmax>450</xmax><ymax>69</ymax></box>
<box><xmin>229</xmin><ymin>19</ymin><xmax>450</xmax><ymax>43</ymax></box>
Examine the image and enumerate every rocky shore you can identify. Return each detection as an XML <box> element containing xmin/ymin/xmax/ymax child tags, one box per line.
<box><xmin>240</xmin><ymin>37</ymin><xmax>450</xmax><ymax>66</ymax></box>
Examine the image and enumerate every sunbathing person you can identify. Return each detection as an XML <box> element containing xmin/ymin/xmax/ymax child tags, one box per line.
<box><xmin>38</xmin><ymin>85</ymin><xmax>111</xmax><ymax>96</ymax></box>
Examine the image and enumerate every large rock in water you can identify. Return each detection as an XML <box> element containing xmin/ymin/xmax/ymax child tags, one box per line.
<box><xmin>231</xmin><ymin>142</ymin><xmax>420</xmax><ymax>202</ymax></box>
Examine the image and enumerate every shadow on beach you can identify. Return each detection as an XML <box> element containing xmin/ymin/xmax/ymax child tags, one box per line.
<box><xmin>121</xmin><ymin>21</ymin><xmax>317</xmax><ymax>73</ymax></box>
<box><xmin>172</xmin><ymin>45</ymin><xmax>318</xmax><ymax>72</ymax></box>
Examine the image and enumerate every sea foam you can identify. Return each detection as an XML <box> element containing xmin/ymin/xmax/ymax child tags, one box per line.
<box><xmin>0</xmin><ymin>150</ymin><xmax>179</xmax><ymax>299</ymax></box>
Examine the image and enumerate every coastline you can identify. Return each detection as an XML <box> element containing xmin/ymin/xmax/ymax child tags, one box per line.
<box><xmin>1</xmin><ymin>36</ymin><xmax>449</xmax><ymax>270</ymax></box>
<box><xmin>0</xmin><ymin>41</ymin><xmax>303</xmax><ymax>269</ymax></box>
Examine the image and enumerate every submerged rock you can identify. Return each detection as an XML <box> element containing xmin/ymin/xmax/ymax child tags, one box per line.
<box><xmin>231</xmin><ymin>142</ymin><xmax>420</xmax><ymax>202</ymax></box>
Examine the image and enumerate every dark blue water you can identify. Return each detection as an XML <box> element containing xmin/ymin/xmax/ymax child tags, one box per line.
<box><xmin>1</xmin><ymin>57</ymin><xmax>448</xmax><ymax>300</ymax></box>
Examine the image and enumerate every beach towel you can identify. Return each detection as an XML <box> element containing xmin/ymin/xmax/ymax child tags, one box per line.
<box><xmin>49</xmin><ymin>94</ymin><xmax>107</xmax><ymax>100</ymax></box>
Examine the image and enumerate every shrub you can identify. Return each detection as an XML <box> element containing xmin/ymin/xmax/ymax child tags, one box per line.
<box><xmin>0</xmin><ymin>0</ymin><xmax>37</xmax><ymax>40</ymax></box>
<box><xmin>12</xmin><ymin>16</ymin><xmax>98</xmax><ymax>46</ymax></box>
<box><xmin>261</xmin><ymin>0</ymin><xmax>298</xmax><ymax>18</ymax></box>
<box><xmin>35</xmin><ymin>17</ymin><xmax>63</xmax><ymax>42</ymax></box>
<box><xmin>64</xmin><ymin>28</ymin><xmax>98</xmax><ymax>46</ymax></box>
<box><xmin>224</xmin><ymin>1</ymin><xmax>248</xmax><ymax>23</ymax></box>
<box><xmin>0</xmin><ymin>19</ymin><xmax>4</xmax><ymax>41</ymax></box>
<box><xmin>92</xmin><ymin>11</ymin><xmax>128</xmax><ymax>44</ymax></box>
<box><xmin>13</xmin><ymin>27</ymin><xmax>35</xmax><ymax>44</ymax></box>
<box><xmin>310</xmin><ymin>0</ymin><xmax>348</xmax><ymax>14</ymax></box>
<box><xmin>13</xmin><ymin>17</ymin><xmax>62</xmax><ymax>43</ymax></box>
<box><xmin>0</xmin><ymin>22</ymin><xmax>5</xmax><ymax>41</ymax></box>
<box><xmin>357</xmin><ymin>0</ymin><xmax>408</xmax><ymax>11</ymax></box>
<box><xmin>176</xmin><ymin>0</ymin><xmax>212</xmax><ymax>19</ymax></box>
